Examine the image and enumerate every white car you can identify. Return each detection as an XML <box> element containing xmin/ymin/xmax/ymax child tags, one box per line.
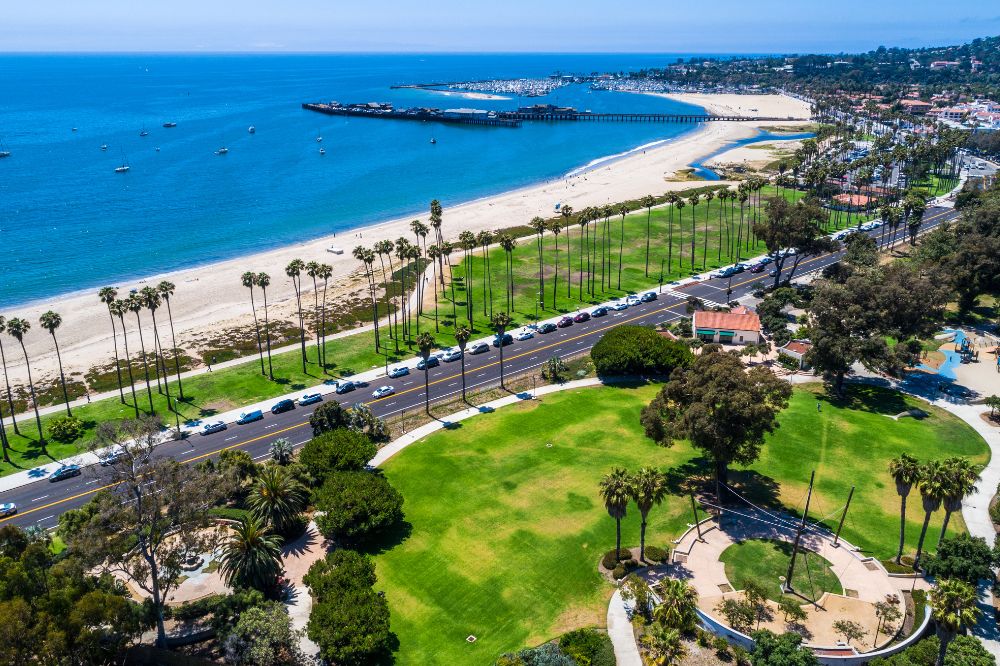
<box><xmin>372</xmin><ymin>385</ymin><xmax>395</xmax><ymax>399</ymax></box>
<box><xmin>611</xmin><ymin>300</ymin><xmax>629</xmax><ymax>311</ymax></box>
<box><xmin>201</xmin><ymin>420</ymin><xmax>227</xmax><ymax>435</ymax></box>
<box><xmin>625</xmin><ymin>294</ymin><xmax>641</xmax><ymax>307</ymax></box>
<box><xmin>388</xmin><ymin>366</ymin><xmax>410</xmax><ymax>378</ymax></box>
<box><xmin>513</xmin><ymin>329</ymin><xmax>534</xmax><ymax>341</ymax></box>
<box><xmin>0</xmin><ymin>503</ymin><xmax>17</xmax><ymax>518</ymax></box>
<box><xmin>441</xmin><ymin>348</ymin><xmax>463</xmax><ymax>362</ymax></box>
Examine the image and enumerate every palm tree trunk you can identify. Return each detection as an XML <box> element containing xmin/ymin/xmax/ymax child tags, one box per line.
<box><xmin>896</xmin><ymin>495</ymin><xmax>908</xmax><ymax>564</ymax></box>
<box><xmin>0</xmin><ymin>409</ymin><xmax>10</xmax><ymax>463</ymax></box>
<box><xmin>645</xmin><ymin>208</ymin><xmax>651</xmax><ymax>277</ymax></box>
<box><xmin>117</xmin><ymin>315</ymin><xmax>140</xmax><ymax>417</ymax></box>
<box><xmin>312</xmin><ymin>277</ymin><xmax>321</xmax><ymax>365</ymax></box>
<box><xmin>261</xmin><ymin>287</ymin><xmax>274</xmax><ymax>380</ymax></box>
<box><xmin>565</xmin><ymin>225</ymin><xmax>571</xmax><ymax>298</ymax></box>
<box><xmin>17</xmin><ymin>341</ymin><xmax>45</xmax><ymax>447</ymax></box>
<box><xmin>618</xmin><ymin>215</ymin><xmax>624</xmax><ymax>289</ymax></box>
<box><xmin>913</xmin><ymin>510</ymin><xmax>933</xmax><ymax>570</ymax></box>
<box><xmin>615</xmin><ymin>517</ymin><xmax>622</xmax><ymax>562</ymax></box>
<box><xmin>164</xmin><ymin>299</ymin><xmax>184</xmax><ymax>399</ymax></box>
<box><xmin>51</xmin><ymin>334</ymin><xmax>72</xmax><ymax>416</ymax></box>
<box><xmin>640</xmin><ymin>515</ymin><xmax>648</xmax><ymax>562</ymax></box>
<box><xmin>938</xmin><ymin>509</ymin><xmax>953</xmax><ymax>547</ymax></box>
<box><xmin>106</xmin><ymin>310</ymin><xmax>126</xmax><ymax>403</ymax></box>
<box><xmin>294</xmin><ymin>281</ymin><xmax>307</xmax><ymax>372</ymax></box>
<box><xmin>0</xmin><ymin>339</ymin><xmax>19</xmax><ymax>435</ymax></box>
<box><xmin>248</xmin><ymin>289</ymin><xmax>265</xmax><ymax>376</ymax></box>
<box><xmin>133</xmin><ymin>313</ymin><xmax>155</xmax><ymax>414</ymax></box>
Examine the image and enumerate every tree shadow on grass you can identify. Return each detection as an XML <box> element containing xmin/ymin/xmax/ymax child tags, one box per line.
<box><xmin>726</xmin><ymin>469</ymin><xmax>782</xmax><ymax>510</ymax></box>
<box><xmin>818</xmin><ymin>382</ymin><xmax>909</xmax><ymax>416</ymax></box>
<box><xmin>663</xmin><ymin>456</ymin><xmax>713</xmax><ymax>496</ymax></box>
<box><xmin>355</xmin><ymin>519</ymin><xmax>414</xmax><ymax>557</ymax></box>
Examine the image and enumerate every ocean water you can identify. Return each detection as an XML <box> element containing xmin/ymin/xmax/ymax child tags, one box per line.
<box><xmin>0</xmin><ymin>53</ymin><xmax>726</xmax><ymax>309</ymax></box>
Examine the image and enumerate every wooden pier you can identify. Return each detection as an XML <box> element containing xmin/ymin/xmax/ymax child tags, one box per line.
<box><xmin>302</xmin><ymin>103</ymin><xmax>521</xmax><ymax>128</ymax></box>
<box><xmin>500</xmin><ymin>110</ymin><xmax>784</xmax><ymax>123</ymax></box>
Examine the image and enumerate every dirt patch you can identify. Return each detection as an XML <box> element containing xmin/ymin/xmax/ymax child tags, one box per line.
<box><xmin>981</xmin><ymin>412</ymin><xmax>1000</xmax><ymax>428</ymax></box>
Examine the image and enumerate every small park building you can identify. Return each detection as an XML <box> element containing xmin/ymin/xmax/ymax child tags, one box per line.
<box><xmin>692</xmin><ymin>306</ymin><xmax>761</xmax><ymax>345</ymax></box>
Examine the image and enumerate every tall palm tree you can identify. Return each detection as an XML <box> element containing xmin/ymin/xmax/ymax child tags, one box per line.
<box><xmin>476</xmin><ymin>230</ymin><xmax>494</xmax><ymax>318</ymax></box>
<box><xmin>39</xmin><ymin>311</ymin><xmax>71</xmax><ymax>416</ymax></box>
<box><xmin>140</xmin><ymin>286</ymin><xmax>166</xmax><ymax>396</ymax></box>
<box><xmin>631</xmin><ymin>467</ymin><xmax>668</xmax><ymax>562</ymax></box>
<box><xmin>416</xmin><ymin>332</ymin><xmax>435</xmax><ymax>414</ymax></box>
<box><xmin>242</xmin><ymin>272</ymin><xmax>266</xmax><ymax>376</ymax></box>
<box><xmin>407</xmin><ymin>243</ymin><xmax>423</xmax><ymax>334</ymax></box>
<box><xmin>687</xmin><ymin>194</ymin><xmax>700</xmax><ymax>271</ymax></box>
<box><xmin>600</xmin><ymin>204</ymin><xmax>613</xmax><ymax>291</ymax></box>
<box><xmin>702</xmin><ymin>190</ymin><xmax>714</xmax><ymax>269</ymax></box>
<box><xmin>443</xmin><ymin>242</ymin><xmax>458</xmax><ymax>322</ymax></box>
<box><xmin>354</xmin><ymin>247</ymin><xmax>380</xmax><ymax>349</ymax></box>
<box><xmin>305</xmin><ymin>261</ymin><xmax>322</xmax><ymax>365</ymax></box>
<box><xmin>641</xmin><ymin>195</ymin><xmax>656</xmax><ymax>277</ymax></box>
<box><xmin>889</xmin><ymin>453</ymin><xmax>921</xmax><ymax>564</ymax></box>
<box><xmin>285</xmin><ymin>259</ymin><xmax>308</xmax><ymax>372</ymax></box>
<box><xmin>546</xmin><ymin>220</ymin><xmax>561</xmax><ymax>309</ymax></box>
<box><xmin>455</xmin><ymin>325</ymin><xmax>471</xmax><ymax>402</ymax></box>
<box><xmin>674</xmin><ymin>199</ymin><xmax>686</xmax><ymax>270</ymax></box>
<box><xmin>318</xmin><ymin>262</ymin><xmax>337</xmax><ymax>365</ymax></box>
<box><xmin>157</xmin><ymin>281</ymin><xmax>184</xmax><ymax>400</ymax></box>
<box><xmin>255</xmin><ymin>273</ymin><xmax>274</xmax><ymax>380</ymax></box>
<box><xmin>396</xmin><ymin>238</ymin><xmax>414</xmax><ymax>339</ymax></box>
<box><xmin>248</xmin><ymin>465</ymin><xmax>308</xmax><ymax>536</ymax></box>
<box><xmin>653</xmin><ymin>578</ymin><xmax>699</xmax><ymax>632</ymax></box>
<box><xmin>617</xmin><ymin>203</ymin><xmax>628</xmax><ymax>289</ymax></box>
<box><xmin>0</xmin><ymin>317</ymin><xmax>20</xmax><ymax>436</ymax></box>
<box><xmin>491</xmin><ymin>312</ymin><xmax>512</xmax><ymax>389</ymax></box>
<box><xmin>110</xmin><ymin>299</ymin><xmax>140</xmax><ymax>417</ymax></box>
<box><xmin>578</xmin><ymin>212</ymin><xmax>589</xmax><ymax>299</ymax></box>
<box><xmin>529</xmin><ymin>217</ymin><xmax>546</xmax><ymax>310</ymax></box>
<box><xmin>930</xmin><ymin>579</ymin><xmax>980</xmax><ymax>666</ymax></box>
<box><xmin>4</xmin><ymin>318</ymin><xmax>45</xmax><ymax>446</ymax></box>
<box><xmin>458</xmin><ymin>232</ymin><xmax>476</xmax><ymax>326</ymax></box>
<box><xmin>938</xmin><ymin>457</ymin><xmax>979</xmax><ymax>545</ymax></box>
<box><xmin>219</xmin><ymin>516</ymin><xmax>283</xmax><ymax>595</ymax></box>
<box><xmin>126</xmin><ymin>295</ymin><xmax>155</xmax><ymax>414</ymax></box>
<box><xmin>429</xmin><ymin>199</ymin><xmax>446</xmax><ymax>290</ymax></box>
<box><xmin>600</xmin><ymin>467</ymin><xmax>631</xmax><ymax>563</ymax></box>
<box><xmin>426</xmin><ymin>244</ymin><xmax>442</xmax><ymax>332</ymax></box>
<box><xmin>914</xmin><ymin>460</ymin><xmax>949</xmax><ymax>570</ymax></box>
<box><xmin>498</xmin><ymin>234</ymin><xmax>517</xmax><ymax>314</ymax></box>
<box><xmin>561</xmin><ymin>206</ymin><xmax>574</xmax><ymax>297</ymax></box>
<box><xmin>98</xmin><ymin>287</ymin><xmax>126</xmax><ymax>404</ymax></box>
<box><xmin>412</xmin><ymin>220</ymin><xmax>430</xmax><ymax>317</ymax></box>
<box><xmin>374</xmin><ymin>239</ymin><xmax>397</xmax><ymax>348</ymax></box>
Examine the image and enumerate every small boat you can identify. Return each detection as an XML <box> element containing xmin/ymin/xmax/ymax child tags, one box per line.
<box><xmin>114</xmin><ymin>164</ymin><xmax>130</xmax><ymax>173</ymax></box>
<box><xmin>139</xmin><ymin>128</ymin><xmax>149</xmax><ymax>137</ymax></box>
<box><xmin>155</xmin><ymin>147</ymin><xmax>161</xmax><ymax>152</ymax></box>
<box><xmin>0</xmin><ymin>140</ymin><xmax>10</xmax><ymax>158</ymax></box>
<box><xmin>215</xmin><ymin>146</ymin><xmax>229</xmax><ymax>155</ymax></box>
<box><xmin>162</xmin><ymin>122</ymin><xmax>177</xmax><ymax>128</ymax></box>
<box><xmin>248</xmin><ymin>126</ymin><xmax>256</xmax><ymax>134</ymax></box>
<box><xmin>319</xmin><ymin>147</ymin><xmax>326</xmax><ymax>155</ymax></box>
<box><xmin>430</xmin><ymin>138</ymin><xmax>437</xmax><ymax>144</ymax></box>
<box><xmin>71</xmin><ymin>127</ymin><xmax>78</xmax><ymax>132</ymax></box>
<box><xmin>100</xmin><ymin>144</ymin><xmax>109</xmax><ymax>151</ymax></box>
<box><xmin>315</xmin><ymin>129</ymin><xmax>323</xmax><ymax>143</ymax></box>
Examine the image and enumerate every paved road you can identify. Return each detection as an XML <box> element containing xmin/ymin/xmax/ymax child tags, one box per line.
<box><xmin>0</xmin><ymin>206</ymin><xmax>959</xmax><ymax>530</ymax></box>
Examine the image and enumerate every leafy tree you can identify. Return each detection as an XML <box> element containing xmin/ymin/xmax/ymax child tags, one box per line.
<box><xmin>309</xmin><ymin>400</ymin><xmax>351</xmax><ymax>435</ymax></box>
<box><xmin>985</xmin><ymin>395</ymin><xmax>1000</xmax><ymax>418</ymax></box>
<box><xmin>715</xmin><ymin>597</ymin><xmax>754</xmax><ymax>634</ymax></box>
<box><xmin>299</xmin><ymin>429</ymin><xmax>377</xmax><ymax>485</ymax></box>
<box><xmin>219</xmin><ymin>449</ymin><xmax>259</xmax><ymax>482</ymax></box>
<box><xmin>558</xmin><ymin>628</ymin><xmax>615</xmax><ymax>666</ymax></box>
<box><xmin>833</xmin><ymin>619</ymin><xmax>867</xmax><ymax>646</ymax></box>
<box><xmin>222</xmin><ymin>602</ymin><xmax>305</xmax><ymax>665</ymax></box>
<box><xmin>750</xmin><ymin>630</ymin><xmax>819</xmax><ymax>666</ymax></box>
<box><xmin>591</xmin><ymin>325</ymin><xmax>693</xmax><ymax>377</ymax></box>
<box><xmin>870</xmin><ymin>635</ymin><xmax>995</xmax><ymax>666</ymax></box>
<box><xmin>874</xmin><ymin>596</ymin><xmax>903</xmax><ymax>644</ymax></box>
<box><xmin>756</xmin><ymin>197</ymin><xmax>835</xmax><ymax>287</ymax></box>
<box><xmin>777</xmin><ymin>597</ymin><xmax>808</xmax><ymax>627</ymax></box>
<box><xmin>925</xmin><ymin>534</ymin><xmax>998</xmax><ymax>585</ymax></box>
<box><xmin>931</xmin><ymin>579</ymin><xmax>980</xmax><ymax>666</ymax></box>
<box><xmin>743</xmin><ymin>578</ymin><xmax>773</xmax><ymax>630</ymax></box>
<box><xmin>641</xmin><ymin>349</ymin><xmax>791</xmax><ymax>488</ymax></box>
<box><xmin>219</xmin><ymin>516</ymin><xmax>284</xmax><ymax>596</ymax></box>
<box><xmin>620</xmin><ymin>574</ymin><xmax>654</xmax><ymax>621</ymax></box>
<box><xmin>314</xmin><ymin>471</ymin><xmax>403</xmax><ymax>544</ymax></box>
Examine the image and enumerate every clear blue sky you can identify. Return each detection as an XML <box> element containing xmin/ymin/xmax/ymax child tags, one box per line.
<box><xmin>3</xmin><ymin>0</ymin><xmax>998</xmax><ymax>54</ymax></box>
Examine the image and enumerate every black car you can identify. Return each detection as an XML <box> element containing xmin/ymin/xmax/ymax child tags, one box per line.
<box><xmin>557</xmin><ymin>317</ymin><xmax>574</xmax><ymax>328</ymax></box>
<box><xmin>538</xmin><ymin>322</ymin><xmax>557</xmax><ymax>334</ymax></box>
<box><xmin>492</xmin><ymin>333</ymin><xmax>513</xmax><ymax>348</ymax></box>
<box><xmin>640</xmin><ymin>291</ymin><xmax>657</xmax><ymax>303</ymax></box>
<box><xmin>335</xmin><ymin>380</ymin><xmax>357</xmax><ymax>394</ymax></box>
<box><xmin>416</xmin><ymin>356</ymin><xmax>440</xmax><ymax>370</ymax></box>
<box><xmin>271</xmin><ymin>399</ymin><xmax>295</xmax><ymax>414</ymax></box>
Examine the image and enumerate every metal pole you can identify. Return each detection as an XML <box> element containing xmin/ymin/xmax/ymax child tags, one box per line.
<box><xmin>784</xmin><ymin>470</ymin><xmax>815</xmax><ymax>593</ymax></box>
<box><xmin>833</xmin><ymin>486</ymin><xmax>855</xmax><ymax>547</ymax></box>
<box><xmin>690</xmin><ymin>490</ymin><xmax>703</xmax><ymax>541</ymax></box>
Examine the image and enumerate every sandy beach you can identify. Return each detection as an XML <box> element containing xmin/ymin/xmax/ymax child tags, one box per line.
<box><xmin>3</xmin><ymin>94</ymin><xmax>811</xmax><ymax>384</ymax></box>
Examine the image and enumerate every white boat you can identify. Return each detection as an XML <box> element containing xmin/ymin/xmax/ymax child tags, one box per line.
<box><xmin>430</xmin><ymin>138</ymin><xmax>437</xmax><ymax>144</ymax></box>
<box><xmin>326</xmin><ymin>246</ymin><xmax>344</xmax><ymax>255</ymax></box>
<box><xmin>162</xmin><ymin>122</ymin><xmax>177</xmax><ymax>128</ymax></box>
<box><xmin>100</xmin><ymin>144</ymin><xmax>109</xmax><ymax>151</ymax></box>
<box><xmin>248</xmin><ymin>126</ymin><xmax>256</xmax><ymax>134</ymax></box>
<box><xmin>114</xmin><ymin>164</ymin><xmax>130</xmax><ymax>173</ymax></box>
<box><xmin>316</xmin><ymin>129</ymin><xmax>323</xmax><ymax>143</ymax></box>
<box><xmin>0</xmin><ymin>140</ymin><xmax>9</xmax><ymax>158</ymax></box>
<box><xmin>139</xmin><ymin>128</ymin><xmax>149</xmax><ymax>137</ymax></box>
<box><xmin>215</xmin><ymin>147</ymin><xmax>229</xmax><ymax>155</ymax></box>
<box><xmin>319</xmin><ymin>147</ymin><xmax>326</xmax><ymax>155</ymax></box>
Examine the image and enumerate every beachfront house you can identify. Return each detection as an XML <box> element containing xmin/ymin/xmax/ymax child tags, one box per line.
<box><xmin>692</xmin><ymin>306</ymin><xmax>760</xmax><ymax>345</ymax></box>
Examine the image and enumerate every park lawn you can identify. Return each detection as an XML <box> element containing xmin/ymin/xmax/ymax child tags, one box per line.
<box><xmin>912</xmin><ymin>172</ymin><xmax>960</xmax><ymax>198</ymax></box>
<box><xmin>372</xmin><ymin>382</ymin><xmax>988</xmax><ymax>664</ymax></box>
<box><xmin>720</xmin><ymin>539</ymin><xmax>841</xmax><ymax>603</ymax></box>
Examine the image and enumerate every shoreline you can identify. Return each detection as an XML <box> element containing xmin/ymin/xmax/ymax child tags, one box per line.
<box><xmin>2</xmin><ymin>93</ymin><xmax>812</xmax><ymax>382</ymax></box>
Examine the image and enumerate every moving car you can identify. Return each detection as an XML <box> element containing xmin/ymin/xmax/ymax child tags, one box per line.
<box><xmin>625</xmin><ymin>294</ymin><xmax>641</xmax><ymax>306</ymax></box>
<box><xmin>557</xmin><ymin>316</ymin><xmax>574</xmax><ymax>328</ymax></box>
<box><xmin>441</xmin><ymin>348</ymin><xmax>464</xmax><ymax>362</ymax></box>
<box><xmin>640</xmin><ymin>291</ymin><xmax>657</xmax><ymax>302</ymax></box>
<box><xmin>271</xmin><ymin>399</ymin><xmax>295</xmax><ymax>414</ymax></box>
<box><xmin>201</xmin><ymin>420</ymin><xmax>227</xmax><ymax>435</ymax></box>
<box><xmin>493</xmin><ymin>333</ymin><xmax>513</xmax><ymax>347</ymax></box>
<box><xmin>590</xmin><ymin>306</ymin><xmax>608</xmax><ymax>317</ymax></box>
<box><xmin>513</xmin><ymin>329</ymin><xmax>534</xmax><ymax>341</ymax></box>
<box><xmin>335</xmin><ymin>380</ymin><xmax>357</xmax><ymax>394</ymax></box>
<box><xmin>387</xmin><ymin>366</ymin><xmax>410</xmax><ymax>378</ymax></box>
<box><xmin>469</xmin><ymin>341</ymin><xmax>490</xmax><ymax>354</ymax></box>
<box><xmin>99</xmin><ymin>448</ymin><xmax>126</xmax><ymax>466</ymax></box>
<box><xmin>538</xmin><ymin>322</ymin><xmax>557</xmax><ymax>334</ymax></box>
<box><xmin>0</xmin><ymin>503</ymin><xmax>16</xmax><ymax>518</ymax></box>
<box><xmin>237</xmin><ymin>410</ymin><xmax>264</xmax><ymax>424</ymax></box>
<box><xmin>573</xmin><ymin>311</ymin><xmax>590</xmax><ymax>323</ymax></box>
<box><xmin>372</xmin><ymin>385</ymin><xmax>395</xmax><ymax>399</ymax></box>
<box><xmin>48</xmin><ymin>465</ymin><xmax>82</xmax><ymax>482</ymax></box>
<box><xmin>750</xmin><ymin>263</ymin><xmax>767</xmax><ymax>273</ymax></box>
<box><xmin>298</xmin><ymin>393</ymin><xmax>323</xmax><ymax>406</ymax></box>
<box><xmin>611</xmin><ymin>300</ymin><xmax>629</xmax><ymax>311</ymax></box>
<box><xmin>416</xmin><ymin>356</ymin><xmax>440</xmax><ymax>370</ymax></box>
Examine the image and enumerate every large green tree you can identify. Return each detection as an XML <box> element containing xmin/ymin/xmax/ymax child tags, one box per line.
<box><xmin>219</xmin><ymin>516</ymin><xmax>284</xmax><ymax>596</ymax></box>
<box><xmin>314</xmin><ymin>471</ymin><xmax>404</xmax><ymax>544</ymax></box>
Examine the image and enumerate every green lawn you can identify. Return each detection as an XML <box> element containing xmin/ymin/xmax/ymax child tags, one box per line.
<box><xmin>372</xmin><ymin>382</ymin><xmax>988</xmax><ymax>664</ymax></box>
<box><xmin>720</xmin><ymin>539</ymin><xmax>841</xmax><ymax>603</ymax></box>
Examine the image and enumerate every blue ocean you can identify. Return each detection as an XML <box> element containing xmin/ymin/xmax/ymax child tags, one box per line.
<box><xmin>0</xmin><ymin>54</ymin><xmax>726</xmax><ymax>308</ymax></box>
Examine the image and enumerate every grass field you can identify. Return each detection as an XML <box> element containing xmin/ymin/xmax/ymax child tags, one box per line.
<box><xmin>372</xmin><ymin>382</ymin><xmax>988</xmax><ymax>663</ymax></box>
<box><xmin>720</xmin><ymin>539</ymin><xmax>841</xmax><ymax>603</ymax></box>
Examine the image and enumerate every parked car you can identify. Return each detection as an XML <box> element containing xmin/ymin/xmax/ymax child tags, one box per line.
<box><xmin>590</xmin><ymin>306</ymin><xmax>608</xmax><ymax>317</ymax></box>
<box><xmin>48</xmin><ymin>465</ymin><xmax>82</xmax><ymax>482</ymax></box>
<box><xmin>611</xmin><ymin>300</ymin><xmax>629</xmax><ymax>311</ymax></box>
<box><xmin>0</xmin><ymin>503</ymin><xmax>16</xmax><ymax>518</ymax></box>
<box><xmin>557</xmin><ymin>316</ymin><xmax>574</xmax><ymax>328</ymax></box>
<box><xmin>201</xmin><ymin>420</ymin><xmax>227</xmax><ymax>435</ymax></box>
<box><xmin>750</xmin><ymin>263</ymin><xmax>767</xmax><ymax>273</ymax></box>
<box><xmin>271</xmin><ymin>399</ymin><xmax>295</xmax><ymax>414</ymax></box>
<box><xmin>298</xmin><ymin>392</ymin><xmax>323</xmax><ymax>406</ymax></box>
<box><xmin>335</xmin><ymin>380</ymin><xmax>357</xmax><ymax>395</ymax></box>
<box><xmin>441</xmin><ymin>348</ymin><xmax>463</xmax><ymax>362</ymax></box>
<box><xmin>768</xmin><ymin>269</ymin><xmax>779</xmax><ymax>278</ymax></box>
<box><xmin>372</xmin><ymin>385</ymin><xmax>395</xmax><ymax>399</ymax></box>
<box><xmin>625</xmin><ymin>294</ymin><xmax>641</xmax><ymax>306</ymax></box>
<box><xmin>758</xmin><ymin>256</ymin><xmax>773</xmax><ymax>265</ymax></box>
<box><xmin>513</xmin><ymin>329</ymin><xmax>534</xmax><ymax>341</ymax></box>
<box><xmin>387</xmin><ymin>366</ymin><xmax>410</xmax><ymax>378</ymax></box>
<box><xmin>99</xmin><ymin>448</ymin><xmax>126</xmax><ymax>466</ymax></box>
<box><xmin>493</xmin><ymin>333</ymin><xmax>514</xmax><ymax>347</ymax></box>
<box><xmin>573</xmin><ymin>311</ymin><xmax>590</xmax><ymax>323</ymax></box>
<box><xmin>469</xmin><ymin>342</ymin><xmax>490</xmax><ymax>354</ymax></box>
<box><xmin>237</xmin><ymin>410</ymin><xmax>264</xmax><ymax>424</ymax></box>
<box><xmin>640</xmin><ymin>291</ymin><xmax>657</xmax><ymax>302</ymax></box>
<box><xmin>416</xmin><ymin>356</ymin><xmax>440</xmax><ymax>370</ymax></box>
<box><xmin>538</xmin><ymin>322</ymin><xmax>557</xmax><ymax>334</ymax></box>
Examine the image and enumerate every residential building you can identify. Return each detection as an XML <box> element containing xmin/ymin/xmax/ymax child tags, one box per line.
<box><xmin>692</xmin><ymin>306</ymin><xmax>760</xmax><ymax>345</ymax></box>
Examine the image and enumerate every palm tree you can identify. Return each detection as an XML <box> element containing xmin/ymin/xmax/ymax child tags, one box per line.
<box><xmin>491</xmin><ymin>312</ymin><xmax>512</xmax><ymax>389</ymax></box>
<box><xmin>396</xmin><ymin>238</ymin><xmax>414</xmax><ymax>339</ymax></box>
<box><xmin>930</xmin><ymin>579</ymin><xmax>980</xmax><ymax>666</ymax></box>
<box><xmin>98</xmin><ymin>287</ymin><xmax>126</xmax><ymax>404</ymax></box>
<box><xmin>443</xmin><ymin>242</ymin><xmax>458</xmax><ymax>323</ymax></box>
<box><xmin>412</xmin><ymin>220</ymin><xmax>430</xmax><ymax>318</ymax></box>
<box><xmin>914</xmin><ymin>460</ymin><xmax>949</xmax><ymax>570</ymax></box>
<box><xmin>429</xmin><ymin>199</ymin><xmax>446</xmax><ymax>290</ymax></box>
<box><xmin>653</xmin><ymin>578</ymin><xmax>699</xmax><ymax>632</ymax></box>
<box><xmin>126</xmin><ymin>295</ymin><xmax>155</xmax><ymax>414</ymax></box>
<box><xmin>475</xmin><ymin>230</ymin><xmax>493</xmax><ymax>319</ymax></box>
<box><xmin>454</xmin><ymin>325</ymin><xmax>471</xmax><ymax>402</ymax></box>
<box><xmin>578</xmin><ymin>211</ymin><xmax>589</xmax><ymax>299</ymax></box>
<box><xmin>157</xmin><ymin>281</ymin><xmax>184</xmax><ymax>400</ymax></box>
<box><xmin>631</xmin><ymin>467</ymin><xmax>668</xmax><ymax>562</ymax></box>
<box><xmin>498</xmin><ymin>234</ymin><xmax>517</xmax><ymax>313</ymax></box>
<box><xmin>140</xmin><ymin>286</ymin><xmax>167</xmax><ymax>396</ymax></box>
<box><xmin>39</xmin><ymin>311</ymin><xmax>72</xmax><ymax>416</ymax></box>
<box><xmin>426</xmin><ymin>244</ymin><xmax>442</xmax><ymax>331</ymax></box>
<box><xmin>529</xmin><ymin>217</ymin><xmax>546</xmax><ymax>310</ymax></box>
<box><xmin>687</xmin><ymin>194</ymin><xmax>700</xmax><ymax>271</ymax></box>
<box><xmin>617</xmin><ymin>203</ymin><xmax>628</xmax><ymax>289</ymax></box>
<box><xmin>702</xmin><ymin>190</ymin><xmax>714</xmax><ymax>269</ymax></box>
<box><xmin>458</xmin><ymin>232</ymin><xmax>476</xmax><ymax>326</ymax></box>
<box><xmin>0</xmin><ymin>317</ymin><xmax>20</xmax><ymax>437</ymax></box>
<box><xmin>889</xmin><ymin>454</ymin><xmax>921</xmax><ymax>564</ymax></box>
<box><xmin>600</xmin><ymin>467</ymin><xmax>631</xmax><ymax>562</ymax></box>
<box><xmin>255</xmin><ymin>273</ymin><xmax>275</xmax><ymax>380</ymax></box>
<box><xmin>674</xmin><ymin>199</ymin><xmax>686</xmax><ymax>270</ymax></box>
<box><xmin>285</xmin><ymin>259</ymin><xmax>308</xmax><ymax>372</ymax></box>
<box><xmin>5</xmin><ymin>318</ymin><xmax>45</xmax><ymax>446</ymax></box>
<box><xmin>938</xmin><ymin>457</ymin><xmax>979</xmax><ymax>545</ymax></box>
<box><xmin>547</xmin><ymin>220</ymin><xmax>561</xmax><ymax>309</ymax></box>
<box><xmin>219</xmin><ymin>516</ymin><xmax>283</xmax><ymax>595</ymax></box>
<box><xmin>416</xmin><ymin>332</ymin><xmax>435</xmax><ymax>414</ymax></box>
<box><xmin>374</xmin><ymin>239</ymin><xmax>397</xmax><ymax>348</ymax></box>
<box><xmin>639</xmin><ymin>625</ymin><xmax>685</xmax><ymax>666</ymax></box>
<box><xmin>269</xmin><ymin>438</ymin><xmax>294</xmax><ymax>465</ymax></box>
<box><xmin>318</xmin><ymin>263</ymin><xmax>334</xmax><ymax>366</ymax></box>
<box><xmin>407</xmin><ymin>243</ymin><xmax>423</xmax><ymax>334</ymax></box>
<box><xmin>110</xmin><ymin>299</ymin><xmax>140</xmax><ymax>417</ymax></box>
<box><xmin>242</xmin><ymin>272</ymin><xmax>266</xmax><ymax>376</ymax></box>
<box><xmin>641</xmin><ymin>195</ymin><xmax>656</xmax><ymax>277</ymax></box>
<box><xmin>306</xmin><ymin>261</ymin><xmax>322</xmax><ymax>365</ymax></box>
<box><xmin>248</xmin><ymin>465</ymin><xmax>308</xmax><ymax>535</ymax></box>
<box><xmin>561</xmin><ymin>206</ymin><xmax>573</xmax><ymax>298</ymax></box>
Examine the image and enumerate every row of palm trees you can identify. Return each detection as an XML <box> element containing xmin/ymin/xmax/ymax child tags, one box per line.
<box><xmin>888</xmin><ymin>453</ymin><xmax>980</xmax><ymax>570</ymax></box>
<box><xmin>599</xmin><ymin>466</ymin><xmax>669</xmax><ymax>564</ymax></box>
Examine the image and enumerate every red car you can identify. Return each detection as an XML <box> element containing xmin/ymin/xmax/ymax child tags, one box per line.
<box><xmin>573</xmin><ymin>311</ymin><xmax>591</xmax><ymax>323</ymax></box>
<box><xmin>557</xmin><ymin>316</ymin><xmax>574</xmax><ymax>328</ymax></box>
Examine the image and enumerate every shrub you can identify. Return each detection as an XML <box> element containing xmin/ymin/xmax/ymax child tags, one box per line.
<box><xmin>696</xmin><ymin>628</ymin><xmax>712</xmax><ymax>647</ymax></box>
<box><xmin>49</xmin><ymin>416</ymin><xmax>84</xmax><ymax>443</ymax></box>
<box><xmin>776</xmin><ymin>352</ymin><xmax>799</xmax><ymax>370</ymax></box>
<box><xmin>870</xmin><ymin>635</ymin><xmax>993</xmax><ymax>666</ymax></box>
<box><xmin>496</xmin><ymin>643</ymin><xmax>574</xmax><ymax>666</ymax></box>
<box><xmin>299</xmin><ymin>429</ymin><xmax>377</xmax><ymax>485</ymax></box>
<box><xmin>559</xmin><ymin>628</ymin><xmax>615</xmax><ymax>666</ymax></box>
<box><xmin>643</xmin><ymin>545</ymin><xmax>669</xmax><ymax>563</ymax></box>
<box><xmin>622</xmin><ymin>559</ymin><xmax>639</xmax><ymax>572</ymax></box>
<box><xmin>314</xmin><ymin>471</ymin><xmax>403</xmax><ymax>543</ymax></box>
<box><xmin>713</xmin><ymin>635</ymin><xmax>731</xmax><ymax>658</ymax></box>
<box><xmin>601</xmin><ymin>548</ymin><xmax>629</xmax><ymax>570</ymax></box>
<box><xmin>612</xmin><ymin>564</ymin><xmax>627</xmax><ymax>580</ymax></box>
<box><xmin>309</xmin><ymin>401</ymin><xmax>350</xmax><ymax>435</ymax></box>
<box><xmin>591</xmin><ymin>325</ymin><xmax>693</xmax><ymax>377</ymax></box>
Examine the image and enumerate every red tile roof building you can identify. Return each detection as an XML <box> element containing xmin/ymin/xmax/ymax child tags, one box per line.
<box><xmin>692</xmin><ymin>306</ymin><xmax>761</xmax><ymax>345</ymax></box>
